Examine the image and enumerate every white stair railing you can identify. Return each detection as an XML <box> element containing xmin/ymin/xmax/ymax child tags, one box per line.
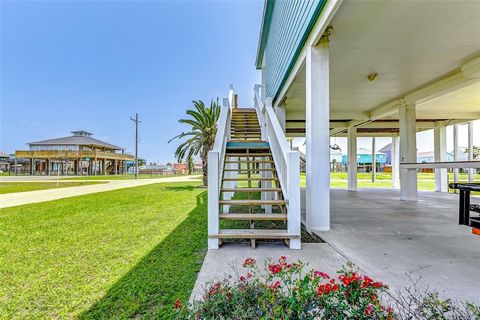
<box><xmin>254</xmin><ymin>85</ymin><xmax>301</xmax><ymax>249</ymax></box>
<box><xmin>208</xmin><ymin>96</ymin><xmax>231</xmax><ymax>249</ymax></box>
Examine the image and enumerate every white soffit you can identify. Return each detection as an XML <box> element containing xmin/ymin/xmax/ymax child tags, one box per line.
<box><xmin>284</xmin><ymin>0</ymin><xmax>480</xmax><ymax>122</ymax></box>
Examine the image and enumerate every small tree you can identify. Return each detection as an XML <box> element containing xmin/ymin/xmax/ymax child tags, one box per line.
<box><xmin>464</xmin><ymin>146</ymin><xmax>479</xmax><ymax>160</ymax></box>
<box><xmin>169</xmin><ymin>99</ymin><xmax>220</xmax><ymax>186</ymax></box>
<box><xmin>186</xmin><ymin>156</ymin><xmax>194</xmax><ymax>175</ymax></box>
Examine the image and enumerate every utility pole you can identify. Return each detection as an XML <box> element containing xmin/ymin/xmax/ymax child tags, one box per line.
<box><xmin>130</xmin><ymin>113</ymin><xmax>141</xmax><ymax>179</ymax></box>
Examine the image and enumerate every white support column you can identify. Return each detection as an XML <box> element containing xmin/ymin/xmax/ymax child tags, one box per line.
<box><xmin>468</xmin><ymin>121</ymin><xmax>474</xmax><ymax>182</ymax></box>
<box><xmin>347</xmin><ymin>127</ymin><xmax>357</xmax><ymax>191</ymax></box>
<box><xmin>392</xmin><ymin>136</ymin><xmax>400</xmax><ymax>189</ymax></box>
<box><xmin>399</xmin><ymin>104</ymin><xmax>417</xmax><ymax>201</ymax></box>
<box><xmin>305</xmin><ymin>32</ymin><xmax>330</xmax><ymax>232</ymax></box>
<box><xmin>207</xmin><ymin>151</ymin><xmax>219</xmax><ymax>249</ymax></box>
<box><xmin>453</xmin><ymin>124</ymin><xmax>459</xmax><ymax>182</ymax></box>
<box><xmin>433</xmin><ymin>122</ymin><xmax>448</xmax><ymax>192</ymax></box>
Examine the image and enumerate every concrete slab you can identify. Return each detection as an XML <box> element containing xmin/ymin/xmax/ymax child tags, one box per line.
<box><xmin>308</xmin><ymin>188</ymin><xmax>480</xmax><ymax>304</ymax></box>
<box><xmin>190</xmin><ymin>243</ymin><xmax>348</xmax><ymax>302</ymax></box>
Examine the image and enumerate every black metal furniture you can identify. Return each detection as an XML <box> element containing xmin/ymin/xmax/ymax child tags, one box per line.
<box><xmin>449</xmin><ymin>183</ymin><xmax>480</xmax><ymax>229</ymax></box>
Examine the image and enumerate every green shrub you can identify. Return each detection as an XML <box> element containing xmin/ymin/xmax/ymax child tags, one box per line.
<box><xmin>175</xmin><ymin>257</ymin><xmax>393</xmax><ymax>319</ymax></box>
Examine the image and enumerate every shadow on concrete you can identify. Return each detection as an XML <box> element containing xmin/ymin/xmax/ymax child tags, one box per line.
<box><xmin>79</xmin><ymin>189</ymin><xmax>207</xmax><ymax>319</ymax></box>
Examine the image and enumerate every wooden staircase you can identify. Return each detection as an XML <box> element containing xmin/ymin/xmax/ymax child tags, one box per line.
<box><xmin>209</xmin><ymin>108</ymin><xmax>297</xmax><ymax>248</ymax></box>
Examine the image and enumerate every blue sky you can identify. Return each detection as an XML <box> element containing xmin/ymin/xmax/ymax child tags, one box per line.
<box><xmin>1</xmin><ymin>0</ymin><xmax>263</xmax><ymax>163</ymax></box>
<box><xmin>1</xmin><ymin>0</ymin><xmax>478</xmax><ymax>163</ymax></box>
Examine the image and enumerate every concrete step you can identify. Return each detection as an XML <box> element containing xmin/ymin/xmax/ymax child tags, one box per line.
<box><xmin>219</xmin><ymin>213</ymin><xmax>287</xmax><ymax>221</ymax></box>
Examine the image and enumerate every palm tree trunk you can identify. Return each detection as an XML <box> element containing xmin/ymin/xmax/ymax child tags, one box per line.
<box><xmin>201</xmin><ymin>157</ymin><xmax>208</xmax><ymax>186</ymax></box>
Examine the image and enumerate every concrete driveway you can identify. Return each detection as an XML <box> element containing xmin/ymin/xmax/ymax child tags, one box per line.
<box><xmin>307</xmin><ymin>188</ymin><xmax>480</xmax><ymax>304</ymax></box>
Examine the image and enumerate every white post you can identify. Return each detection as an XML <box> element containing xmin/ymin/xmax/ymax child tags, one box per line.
<box><xmin>468</xmin><ymin>121</ymin><xmax>474</xmax><ymax>182</ymax></box>
<box><xmin>347</xmin><ymin>126</ymin><xmax>357</xmax><ymax>191</ymax></box>
<box><xmin>392</xmin><ymin>135</ymin><xmax>400</xmax><ymax>189</ymax></box>
<box><xmin>276</xmin><ymin>105</ymin><xmax>286</xmax><ymax>133</ymax></box>
<box><xmin>287</xmin><ymin>151</ymin><xmax>301</xmax><ymax>249</ymax></box>
<box><xmin>399</xmin><ymin>104</ymin><xmax>417</xmax><ymax>201</ymax></box>
<box><xmin>453</xmin><ymin>124</ymin><xmax>459</xmax><ymax>183</ymax></box>
<box><xmin>228</xmin><ymin>84</ymin><xmax>235</xmax><ymax>108</ymax></box>
<box><xmin>371</xmin><ymin>137</ymin><xmax>376</xmax><ymax>182</ymax></box>
<box><xmin>208</xmin><ymin>151</ymin><xmax>219</xmax><ymax>249</ymax></box>
<box><xmin>434</xmin><ymin>122</ymin><xmax>448</xmax><ymax>192</ymax></box>
<box><xmin>305</xmin><ymin>32</ymin><xmax>330</xmax><ymax>232</ymax></box>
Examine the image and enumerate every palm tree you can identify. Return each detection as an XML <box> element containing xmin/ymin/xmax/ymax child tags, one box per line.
<box><xmin>169</xmin><ymin>99</ymin><xmax>221</xmax><ymax>186</ymax></box>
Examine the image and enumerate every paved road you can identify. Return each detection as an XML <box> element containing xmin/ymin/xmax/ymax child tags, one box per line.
<box><xmin>0</xmin><ymin>175</ymin><xmax>202</xmax><ymax>209</ymax></box>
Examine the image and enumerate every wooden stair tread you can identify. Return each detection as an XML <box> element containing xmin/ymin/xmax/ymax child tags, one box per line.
<box><xmin>221</xmin><ymin>187</ymin><xmax>282</xmax><ymax>192</ymax></box>
<box><xmin>223</xmin><ymin>177</ymin><xmax>279</xmax><ymax>181</ymax></box>
<box><xmin>225</xmin><ymin>160</ymin><xmax>273</xmax><ymax>163</ymax></box>
<box><xmin>210</xmin><ymin>229</ymin><xmax>298</xmax><ymax>239</ymax></box>
<box><xmin>226</xmin><ymin>153</ymin><xmax>272</xmax><ymax>156</ymax></box>
<box><xmin>219</xmin><ymin>199</ymin><xmax>285</xmax><ymax>205</ymax></box>
<box><xmin>219</xmin><ymin>213</ymin><xmax>287</xmax><ymax>220</ymax></box>
<box><xmin>224</xmin><ymin>168</ymin><xmax>275</xmax><ymax>171</ymax></box>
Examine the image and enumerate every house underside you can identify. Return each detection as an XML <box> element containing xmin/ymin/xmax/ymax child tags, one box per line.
<box><xmin>258</xmin><ymin>0</ymin><xmax>480</xmax><ymax>233</ymax></box>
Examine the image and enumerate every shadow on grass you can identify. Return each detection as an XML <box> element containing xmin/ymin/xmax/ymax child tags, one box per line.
<box><xmin>79</xmin><ymin>190</ymin><xmax>207</xmax><ymax>319</ymax></box>
<box><xmin>163</xmin><ymin>185</ymin><xmax>200</xmax><ymax>192</ymax></box>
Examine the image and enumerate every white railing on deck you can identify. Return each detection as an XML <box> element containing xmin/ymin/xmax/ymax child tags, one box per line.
<box><xmin>208</xmin><ymin>97</ymin><xmax>231</xmax><ymax>249</ymax></box>
<box><xmin>254</xmin><ymin>84</ymin><xmax>301</xmax><ymax>249</ymax></box>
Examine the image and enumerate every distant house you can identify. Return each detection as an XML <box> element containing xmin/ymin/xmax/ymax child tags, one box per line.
<box><xmin>0</xmin><ymin>152</ymin><xmax>9</xmax><ymax>172</ymax></box>
<box><xmin>378</xmin><ymin>143</ymin><xmax>392</xmax><ymax>164</ymax></box>
<box><xmin>341</xmin><ymin>147</ymin><xmax>387</xmax><ymax>165</ymax></box>
<box><xmin>342</xmin><ymin>148</ymin><xmax>387</xmax><ymax>172</ymax></box>
<box><xmin>14</xmin><ymin>130</ymin><xmax>134</xmax><ymax>175</ymax></box>
<box><xmin>138</xmin><ymin>164</ymin><xmax>173</xmax><ymax>175</ymax></box>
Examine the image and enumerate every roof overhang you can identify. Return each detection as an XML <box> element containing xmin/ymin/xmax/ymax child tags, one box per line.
<box><xmin>255</xmin><ymin>0</ymin><xmax>274</xmax><ymax>69</ymax></box>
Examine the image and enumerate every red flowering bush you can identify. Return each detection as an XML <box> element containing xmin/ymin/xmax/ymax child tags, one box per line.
<box><xmin>174</xmin><ymin>257</ymin><xmax>394</xmax><ymax>319</ymax></box>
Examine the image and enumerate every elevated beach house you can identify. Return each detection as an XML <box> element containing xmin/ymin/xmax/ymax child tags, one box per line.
<box><xmin>15</xmin><ymin>130</ymin><xmax>133</xmax><ymax>175</ymax></box>
<box><xmin>207</xmin><ymin>0</ymin><xmax>480</xmax><ymax>250</ymax></box>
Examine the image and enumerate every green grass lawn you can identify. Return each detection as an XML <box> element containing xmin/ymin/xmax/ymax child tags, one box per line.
<box><xmin>301</xmin><ymin>172</ymin><xmax>480</xmax><ymax>191</ymax></box>
<box><xmin>62</xmin><ymin>174</ymin><xmax>196</xmax><ymax>181</ymax></box>
<box><xmin>0</xmin><ymin>181</ymin><xmax>106</xmax><ymax>194</ymax></box>
<box><xmin>0</xmin><ymin>181</ymin><xmax>207</xmax><ymax>319</ymax></box>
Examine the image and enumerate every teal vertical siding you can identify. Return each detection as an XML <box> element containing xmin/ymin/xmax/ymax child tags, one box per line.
<box><xmin>259</xmin><ymin>0</ymin><xmax>326</xmax><ymax>101</ymax></box>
